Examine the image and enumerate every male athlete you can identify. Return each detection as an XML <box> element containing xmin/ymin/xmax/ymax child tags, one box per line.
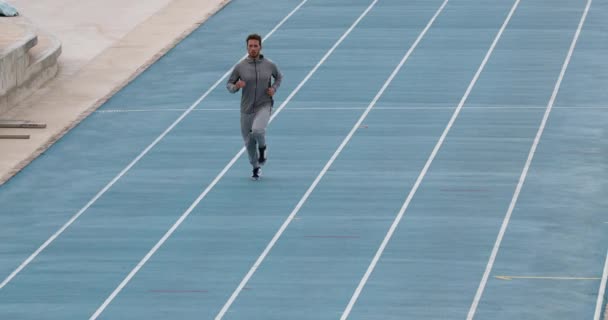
<box><xmin>227</xmin><ymin>33</ymin><xmax>283</xmax><ymax>180</ymax></box>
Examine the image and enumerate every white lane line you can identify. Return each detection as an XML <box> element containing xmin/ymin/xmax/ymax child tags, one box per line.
<box><xmin>594</xmin><ymin>250</ymin><xmax>608</xmax><ymax>320</ymax></box>
<box><xmin>341</xmin><ymin>0</ymin><xmax>523</xmax><ymax>318</ymax></box>
<box><xmin>95</xmin><ymin>106</ymin><xmax>608</xmax><ymax>113</ymax></box>
<box><xmin>0</xmin><ymin>0</ymin><xmax>309</xmax><ymax>292</ymax></box>
<box><xmin>495</xmin><ymin>275</ymin><xmax>601</xmax><ymax>281</ymax></box>
<box><xmin>89</xmin><ymin>1</ymin><xmax>382</xmax><ymax>318</ymax></box>
<box><xmin>467</xmin><ymin>0</ymin><xmax>593</xmax><ymax>318</ymax></box>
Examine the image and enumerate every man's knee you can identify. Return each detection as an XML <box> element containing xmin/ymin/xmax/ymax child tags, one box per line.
<box><xmin>251</xmin><ymin>128</ymin><xmax>265</xmax><ymax>138</ymax></box>
<box><xmin>243</xmin><ymin>131</ymin><xmax>254</xmax><ymax>144</ymax></box>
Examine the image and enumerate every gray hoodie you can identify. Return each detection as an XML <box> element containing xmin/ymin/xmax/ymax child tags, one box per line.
<box><xmin>227</xmin><ymin>55</ymin><xmax>283</xmax><ymax>114</ymax></box>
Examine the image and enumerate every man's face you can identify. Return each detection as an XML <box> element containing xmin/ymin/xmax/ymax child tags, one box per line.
<box><xmin>247</xmin><ymin>39</ymin><xmax>261</xmax><ymax>58</ymax></box>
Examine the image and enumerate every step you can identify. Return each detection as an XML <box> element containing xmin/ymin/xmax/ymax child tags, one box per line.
<box><xmin>0</xmin><ymin>20</ymin><xmax>36</xmax><ymax>55</ymax></box>
<box><xmin>0</xmin><ymin>16</ymin><xmax>61</xmax><ymax>114</ymax></box>
<box><xmin>23</xmin><ymin>31</ymin><xmax>62</xmax><ymax>83</ymax></box>
<box><xmin>0</xmin><ymin>20</ymin><xmax>37</xmax><ymax>96</ymax></box>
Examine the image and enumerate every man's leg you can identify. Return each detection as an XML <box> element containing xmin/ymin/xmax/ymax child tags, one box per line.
<box><xmin>240</xmin><ymin>112</ymin><xmax>259</xmax><ymax>169</ymax></box>
<box><xmin>251</xmin><ymin>104</ymin><xmax>271</xmax><ymax>165</ymax></box>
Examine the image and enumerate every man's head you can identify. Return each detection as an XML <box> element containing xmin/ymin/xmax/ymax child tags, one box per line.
<box><xmin>246</xmin><ymin>33</ymin><xmax>262</xmax><ymax>59</ymax></box>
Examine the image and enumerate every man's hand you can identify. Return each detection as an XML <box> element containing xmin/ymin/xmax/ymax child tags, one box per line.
<box><xmin>266</xmin><ymin>87</ymin><xmax>275</xmax><ymax>96</ymax></box>
<box><xmin>235</xmin><ymin>80</ymin><xmax>246</xmax><ymax>89</ymax></box>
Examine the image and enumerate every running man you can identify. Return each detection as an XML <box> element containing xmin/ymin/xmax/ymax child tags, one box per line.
<box><xmin>227</xmin><ymin>33</ymin><xmax>283</xmax><ymax>180</ymax></box>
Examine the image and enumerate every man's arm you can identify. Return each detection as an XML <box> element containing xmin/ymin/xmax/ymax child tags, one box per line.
<box><xmin>226</xmin><ymin>66</ymin><xmax>240</xmax><ymax>93</ymax></box>
<box><xmin>271</xmin><ymin>63</ymin><xmax>283</xmax><ymax>92</ymax></box>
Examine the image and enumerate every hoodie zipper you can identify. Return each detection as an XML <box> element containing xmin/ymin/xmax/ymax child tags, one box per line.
<box><xmin>253</xmin><ymin>60</ymin><xmax>258</xmax><ymax>109</ymax></box>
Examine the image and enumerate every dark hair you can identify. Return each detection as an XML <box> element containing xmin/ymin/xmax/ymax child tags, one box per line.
<box><xmin>246</xmin><ymin>33</ymin><xmax>262</xmax><ymax>46</ymax></box>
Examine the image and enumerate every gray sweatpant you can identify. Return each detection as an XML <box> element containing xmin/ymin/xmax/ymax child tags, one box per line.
<box><xmin>241</xmin><ymin>104</ymin><xmax>271</xmax><ymax>168</ymax></box>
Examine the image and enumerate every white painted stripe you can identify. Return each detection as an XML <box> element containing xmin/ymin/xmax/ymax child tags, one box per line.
<box><xmin>495</xmin><ymin>275</ymin><xmax>601</xmax><ymax>281</ymax></box>
<box><xmin>285</xmin><ymin>106</ymin><xmax>608</xmax><ymax>110</ymax></box>
<box><xmin>467</xmin><ymin>0</ymin><xmax>593</xmax><ymax>318</ymax></box>
<box><xmin>220</xmin><ymin>0</ymin><xmax>449</xmax><ymax>318</ymax></box>
<box><xmin>95</xmin><ymin>108</ymin><xmax>194</xmax><ymax>113</ymax></box>
<box><xmin>594</xmin><ymin>250</ymin><xmax>608</xmax><ymax>320</ymax></box>
<box><xmin>89</xmin><ymin>0</ymin><xmax>381</xmax><ymax>318</ymax></box>
<box><xmin>94</xmin><ymin>106</ymin><xmax>608</xmax><ymax>113</ymax></box>
<box><xmin>342</xmin><ymin>0</ymin><xmax>523</xmax><ymax>318</ymax></box>
<box><xmin>0</xmin><ymin>0</ymin><xmax>309</xmax><ymax>292</ymax></box>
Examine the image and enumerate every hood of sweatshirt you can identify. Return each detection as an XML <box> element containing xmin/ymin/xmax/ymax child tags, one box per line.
<box><xmin>245</xmin><ymin>54</ymin><xmax>265</xmax><ymax>63</ymax></box>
